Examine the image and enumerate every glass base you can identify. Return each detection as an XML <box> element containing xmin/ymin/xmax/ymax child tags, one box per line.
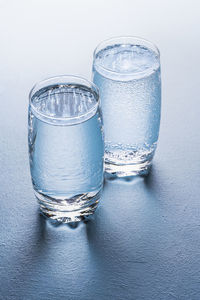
<box><xmin>105</xmin><ymin>158</ymin><xmax>153</xmax><ymax>177</ymax></box>
<box><xmin>35</xmin><ymin>189</ymin><xmax>101</xmax><ymax>223</ymax></box>
<box><xmin>104</xmin><ymin>143</ymin><xmax>156</xmax><ymax>177</ymax></box>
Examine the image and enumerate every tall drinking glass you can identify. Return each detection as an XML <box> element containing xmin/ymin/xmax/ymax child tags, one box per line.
<box><xmin>28</xmin><ymin>75</ymin><xmax>104</xmax><ymax>223</ymax></box>
<box><xmin>92</xmin><ymin>36</ymin><xmax>161</xmax><ymax>177</ymax></box>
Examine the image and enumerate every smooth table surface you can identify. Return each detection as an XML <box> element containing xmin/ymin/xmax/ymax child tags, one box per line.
<box><xmin>0</xmin><ymin>1</ymin><xmax>200</xmax><ymax>299</ymax></box>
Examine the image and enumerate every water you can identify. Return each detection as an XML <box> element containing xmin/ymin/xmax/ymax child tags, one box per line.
<box><xmin>93</xmin><ymin>43</ymin><xmax>161</xmax><ymax>176</ymax></box>
<box><xmin>28</xmin><ymin>83</ymin><xmax>104</xmax><ymax>222</ymax></box>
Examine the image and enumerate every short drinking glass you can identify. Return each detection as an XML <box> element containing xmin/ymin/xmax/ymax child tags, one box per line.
<box><xmin>28</xmin><ymin>75</ymin><xmax>104</xmax><ymax>223</ymax></box>
<box><xmin>92</xmin><ymin>36</ymin><xmax>161</xmax><ymax>177</ymax></box>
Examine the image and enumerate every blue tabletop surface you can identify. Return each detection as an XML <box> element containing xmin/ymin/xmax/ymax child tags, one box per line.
<box><xmin>0</xmin><ymin>1</ymin><xmax>200</xmax><ymax>299</ymax></box>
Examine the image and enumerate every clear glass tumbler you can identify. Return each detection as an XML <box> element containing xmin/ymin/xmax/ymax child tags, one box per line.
<box><xmin>28</xmin><ymin>75</ymin><xmax>104</xmax><ymax>223</ymax></box>
<box><xmin>92</xmin><ymin>36</ymin><xmax>161</xmax><ymax>177</ymax></box>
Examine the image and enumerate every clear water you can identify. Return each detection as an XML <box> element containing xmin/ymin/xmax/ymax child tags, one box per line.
<box><xmin>28</xmin><ymin>84</ymin><xmax>104</xmax><ymax>204</ymax></box>
<box><xmin>92</xmin><ymin>44</ymin><xmax>161</xmax><ymax>175</ymax></box>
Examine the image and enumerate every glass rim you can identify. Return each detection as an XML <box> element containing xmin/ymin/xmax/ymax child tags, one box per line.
<box><xmin>29</xmin><ymin>75</ymin><xmax>100</xmax><ymax>124</ymax></box>
<box><xmin>93</xmin><ymin>36</ymin><xmax>160</xmax><ymax>78</ymax></box>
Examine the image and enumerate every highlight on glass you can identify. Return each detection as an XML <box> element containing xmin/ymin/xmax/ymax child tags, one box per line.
<box><xmin>92</xmin><ymin>36</ymin><xmax>161</xmax><ymax>177</ymax></box>
<box><xmin>28</xmin><ymin>75</ymin><xmax>104</xmax><ymax>223</ymax></box>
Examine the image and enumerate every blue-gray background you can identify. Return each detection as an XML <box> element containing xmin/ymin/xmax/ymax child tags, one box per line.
<box><xmin>0</xmin><ymin>0</ymin><xmax>200</xmax><ymax>299</ymax></box>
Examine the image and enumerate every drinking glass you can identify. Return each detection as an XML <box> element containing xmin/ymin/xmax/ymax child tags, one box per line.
<box><xmin>28</xmin><ymin>75</ymin><xmax>104</xmax><ymax>223</ymax></box>
<box><xmin>92</xmin><ymin>36</ymin><xmax>161</xmax><ymax>177</ymax></box>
